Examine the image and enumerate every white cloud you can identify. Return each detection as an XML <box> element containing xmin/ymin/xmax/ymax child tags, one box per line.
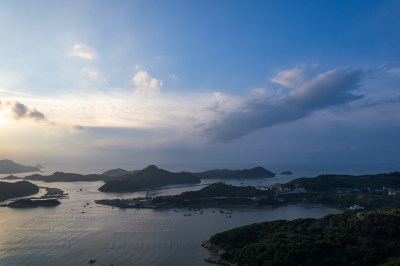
<box><xmin>68</xmin><ymin>44</ymin><xmax>96</xmax><ymax>59</ymax></box>
<box><xmin>271</xmin><ymin>64</ymin><xmax>317</xmax><ymax>88</ymax></box>
<box><xmin>271</xmin><ymin>68</ymin><xmax>307</xmax><ymax>88</ymax></box>
<box><xmin>81</xmin><ymin>68</ymin><xmax>99</xmax><ymax>78</ymax></box>
<box><xmin>169</xmin><ymin>74</ymin><xmax>178</xmax><ymax>80</ymax></box>
<box><xmin>81</xmin><ymin>68</ymin><xmax>108</xmax><ymax>85</ymax></box>
<box><xmin>133</xmin><ymin>71</ymin><xmax>163</xmax><ymax>96</ymax></box>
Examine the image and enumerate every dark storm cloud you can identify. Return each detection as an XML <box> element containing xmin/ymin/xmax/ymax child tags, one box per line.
<box><xmin>203</xmin><ymin>67</ymin><xmax>362</xmax><ymax>142</ymax></box>
<box><xmin>11</xmin><ymin>101</ymin><xmax>47</xmax><ymax>121</ymax></box>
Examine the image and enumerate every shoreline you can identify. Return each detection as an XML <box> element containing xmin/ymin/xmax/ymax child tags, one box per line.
<box><xmin>201</xmin><ymin>240</ymin><xmax>231</xmax><ymax>266</ymax></box>
<box><xmin>0</xmin><ymin>187</ymin><xmax>68</xmax><ymax>208</ymax></box>
<box><xmin>95</xmin><ymin>197</ymin><xmax>344</xmax><ymax>213</ymax></box>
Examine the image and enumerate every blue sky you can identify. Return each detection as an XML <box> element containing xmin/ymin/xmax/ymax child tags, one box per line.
<box><xmin>0</xmin><ymin>0</ymin><xmax>399</xmax><ymax>172</ymax></box>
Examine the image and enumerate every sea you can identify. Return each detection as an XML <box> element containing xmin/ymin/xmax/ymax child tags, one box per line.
<box><xmin>2</xmin><ymin>163</ymin><xmax>394</xmax><ymax>266</ymax></box>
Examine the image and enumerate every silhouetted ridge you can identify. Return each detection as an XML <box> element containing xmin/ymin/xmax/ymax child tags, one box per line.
<box><xmin>99</xmin><ymin>165</ymin><xmax>200</xmax><ymax>192</ymax></box>
<box><xmin>145</xmin><ymin>165</ymin><xmax>158</xmax><ymax>171</ymax></box>
<box><xmin>286</xmin><ymin>171</ymin><xmax>400</xmax><ymax>192</ymax></box>
<box><xmin>0</xmin><ymin>159</ymin><xmax>40</xmax><ymax>174</ymax></box>
<box><xmin>194</xmin><ymin>166</ymin><xmax>275</xmax><ymax>179</ymax></box>
<box><xmin>103</xmin><ymin>168</ymin><xmax>140</xmax><ymax>177</ymax></box>
<box><xmin>0</xmin><ymin>181</ymin><xmax>39</xmax><ymax>201</ymax></box>
<box><xmin>24</xmin><ymin>172</ymin><xmax>111</xmax><ymax>182</ymax></box>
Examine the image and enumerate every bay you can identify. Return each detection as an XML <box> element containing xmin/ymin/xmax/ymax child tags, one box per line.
<box><xmin>0</xmin><ymin>168</ymin><xmax>341</xmax><ymax>265</ymax></box>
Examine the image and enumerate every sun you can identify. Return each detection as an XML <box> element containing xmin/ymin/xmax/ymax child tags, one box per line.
<box><xmin>0</xmin><ymin>110</ymin><xmax>11</xmax><ymax>125</ymax></box>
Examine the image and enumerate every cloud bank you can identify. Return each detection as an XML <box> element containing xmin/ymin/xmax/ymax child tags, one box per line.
<box><xmin>203</xmin><ymin>67</ymin><xmax>362</xmax><ymax>142</ymax></box>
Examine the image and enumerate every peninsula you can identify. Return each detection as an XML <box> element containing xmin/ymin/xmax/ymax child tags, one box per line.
<box><xmin>0</xmin><ymin>181</ymin><xmax>40</xmax><ymax>201</ymax></box>
<box><xmin>203</xmin><ymin>207</ymin><xmax>400</xmax><ymax>265</ymax></box>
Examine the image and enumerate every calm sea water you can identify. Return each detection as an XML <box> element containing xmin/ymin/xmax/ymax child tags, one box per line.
<box><xmin>0</xmin><ymin>168</ymin><xmax>344</xmax><ymax>266</ymax></box>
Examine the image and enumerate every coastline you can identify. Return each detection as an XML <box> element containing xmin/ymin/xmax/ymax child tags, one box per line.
<box><xmin>0</xmin><ymin>186</ymin><xmax>68</xmax><ymax>207</ymax></box>
<box><xmin>201</xmin><ymin>240</ymin><xmax>232</xmax><ymax>266</ymax></box>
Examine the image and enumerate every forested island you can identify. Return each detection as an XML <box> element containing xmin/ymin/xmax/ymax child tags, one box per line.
<box><xmin>280</xmin><ymin>171</ymin><xmax>293</xmax><ymax>175</ymax></box>
<box><xmin>152</xmin><ymin>182</ymin><xmax>275</xmax><ymax>207</ymax></box>
<box><xmin>7</xmin><ymin>198</ymin><xmax>60</xmax><ymax>208</ymax></box>
<box><xmin>96</xmin><ymin>182</ymin><xmax>276</xmax><ymax>208</ymax></box>
<box><xmin>102</xmin><ymin>168</ymin><xmax>140</xmax><ymax>177</ymax></box>
<box><xmin>9</xmin><ymin>165</ymin><xmax>276</xmax><ymax>188</ymax></box>
<box><xmin>0</xmin><ymin>159</ymin><xmax>40</xmax><ymax>174</ymax></box>
<box><xmin>0</xmin><ymin>181</ymin><xmax>39</xmax><ymax>201</ymax></box>
<box><xmin>284</xmin><ymin>172</ymin><xmax>400</xmax><ymax>192</ymax></box>
<box><xmin>99</xmin><ymin>165</ymin><xmax>200</xmax><ymax>192</ymax></box>
<box><xmin>96</xmin><ymin>171</ymin><xmax>400</xmax><ymax>210</ymax></box>
<box><xmin>193</xmin><ymin>166</ymin><xmax>275</xmax><ymax>179</ymax></box>
<box><xmin>24</xmin><ymin>172</ymin><xmax>112</xmax><ymax>182</ymax></box>
<box><xmin>203</xmin><ymin>207</ymin><xmax>400</xmax><ymax>265</ymax></box>
<box><xmin>273</xmin><ymin>172</ymin><xmax>400</xmax><ymax>209</ymax></box>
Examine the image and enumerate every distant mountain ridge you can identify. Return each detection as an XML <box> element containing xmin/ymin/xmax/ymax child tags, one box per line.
<box><xmin>0</xmin><ymin>159</ymin><xmax>40</xmax><ymax>174</ymax></box>
<box><xmin>99</xmin><ymin>165</ymin><xmax>200</xmax><ymax>192</ymax></box>
<box><xmin>193</xmin><ymin>166</ymin><xmax>275</xmax><ymax>179</ymax></box>
<box><xmin>102</xmin><ymin>168</ymin><xmax>140</xmax><ymax>177</ymax></box>
<box><xmin>24</xmin><ymin>172</ymin><xmax>112</xmax><ymax>182</ymax></box>
<box><xmin>286</xmin><ymin>172</ymin><xmax>400</xmax><ymax>192</ymax></box>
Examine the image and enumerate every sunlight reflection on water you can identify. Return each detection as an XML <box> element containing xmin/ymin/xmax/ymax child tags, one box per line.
<box><xmin>0</xmin><ymin>167</ymin><xmax>345</xmax><ymax>266</ymax></box>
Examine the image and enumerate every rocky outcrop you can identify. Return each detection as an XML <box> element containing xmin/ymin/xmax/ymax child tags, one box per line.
<box><xmin>201</xmin><ymin>240</ymin><xmax>232</xmax><ymax>265</ymax></box>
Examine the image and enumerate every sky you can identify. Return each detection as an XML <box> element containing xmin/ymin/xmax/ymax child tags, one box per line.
<box><xmin>0</xmin><ymin>0</ymin><xmax>399</xmax><ymax>172</ymax></box>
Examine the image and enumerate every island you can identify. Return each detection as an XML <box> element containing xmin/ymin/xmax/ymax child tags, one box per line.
<box><xmin>2</xmin><ymin>175</ymin><xmax>23</xmax><ymax>180</ymax></box>
<box><xmin>102</xmin><ymin>168</ymin><xmax>139</xmax><ymax>177</ymax></box>
<box><xmin>0</xmin><ymin>159</ymin><xmax>40</xmax><ymax>174</ymax></box>
<box><xmin>96</xmin><ymin>182</ymin><xmax>277</xmax><ymax>208</ymax></box>
<box><xmin>35</xmin><ymin>164</ymin><xmax>44</xmax><ymax>169</ymax></box>
<box><xmin>7</xmin><ymin>198</ymin><xmax>60</xmax><ymax>208</ymax></box>
<box><xmin>203</xmin><ymin>207</ymin><xmax>400</xmax><ymax>265</ymax></box>
<box><xmin>24</xmin><ymin>172</ymin><xmax>112</xmax><ymax>182</ymax></box>
<box><xmin>98</xmin><ymin>165</ymin><xmax>200</xmax><ymax>192</ymax></box>
<box><xmin>280</xmin><ymin>171</ymin><xmax>293</xmax><ymax>175</ymax></box>
<box><xmin>0</xmin><ymin>181</ymin><xmax>40</xmax><ymax>201</ymax></box>
<box><xmin>284</xmin><ymin>171</ymin><xmax>400</xmax><ymax>192</ymax></box>
<box><xmin>268</xmin><ymin>171</ymin><xmax>400</xmax><ymax>210</ymax></box>
<box><xmin>193</xmin><ymin>166</ymin><xmax>275</xmax><ymax>179</ymax></box>
<box><xmin>96</xmin><ymin>171</ymin><xmax>400</xmax><ymax>210</ymax></box>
